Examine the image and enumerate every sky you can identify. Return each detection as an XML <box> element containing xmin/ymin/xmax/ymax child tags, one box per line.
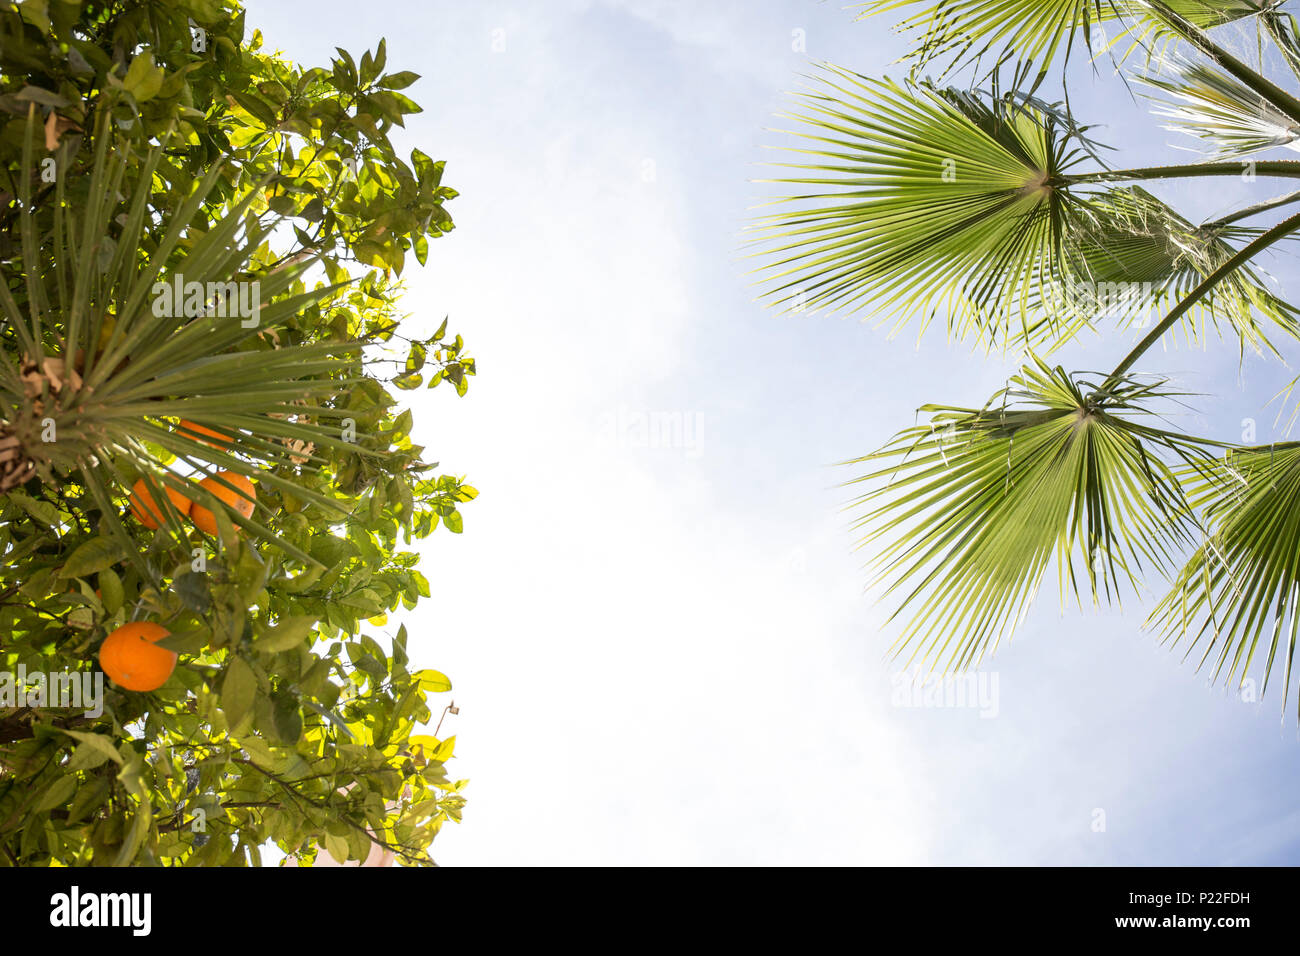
<box><xmin>245</xmin><ymin>0</ymin><xmax>1300</xmax><ymax>865</ymax></box>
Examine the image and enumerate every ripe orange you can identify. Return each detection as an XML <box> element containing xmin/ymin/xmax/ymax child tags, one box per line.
<box><xmin>128</xmin><ymin>477</ymin><xmax>193</xmax><ymax>530</ymax></box>
<box><xmin>98</xmin><ymin>622</ymin><xmax>176</xmax><ymax>691</ymax></box>
<box><xmin>190</xmin><ymin>471</ymin><xmax>256</xmax><ymax>536</ymax></box>
<box><xmin>177</xmin><ymin>419</ymin><xmax>234</xmax><ymax>449</ymax></box>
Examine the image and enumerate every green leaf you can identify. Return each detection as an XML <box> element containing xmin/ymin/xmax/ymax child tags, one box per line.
<box><xmin>16</xmin><ymin>0</ymin><xmax>51</xmax><ymax>33</ymax></box>
<box><xmin>113</xmin><ymin>800</ymin><xmax>151</xmax><ymax>866</ymax></box>
<box><xmin>1062</xmin><ymin>186</ymin><xmax>1300</xmax><ymax>353</ymax></box>
<box><xmin>67</xmin><ymin>740</ymin><xmax>113</xmax><ymax>771</ymax></box>
<box><xmin>58</xmin><ymin>730</ymin><xmax>123</xmax><ymax>766</ymax></box>
<box><xmin>60</xmin><ymin>536</ymin><xmax>128</xmax><ymax>578</ymax></box>
<box><xmin>748</xmin><ymin>71</ymin><xmax>1094</xmax><ymax>348</ymax></box>
<box><xmin>256</xmin><ymin>615</ymin><xmax>317</xmax><ymax>653</ymax></box>
<box><xmin>9</xmin><ymin>491</ymin><xmax>60</xmax><ymax>528</ymax></box>
<box><xmin>1149</xmin><ymin>444</ymin><xmax>1300</xmax><ymax>714</ymax></box>
<box><xmin>432</xmin><ymin>735</ymin><xmax>455</xmax><ymax>762</ymax></box>
<box><xmin>122</xmin><ymin>52</ymin><xmax>164</xmax><ymax>102</ymax></box>
<box><xmin>405</xmin><ymin>342</ymin><xmax>426</xmax><ymax>374</ymax></box>
<box><xmin>272</xmin><ymin>690</ymin><xmax>304</xmax><ymax>744</ymax></box>
<box><xmin>98</xmin><ymin>568</ymin><xmax>124</xmax><ymax>614</ymax></box>
<box><xmin>221</xmin><ymin>657</ymin><xmax>259</xmax><ymax>733</ymax></box>
<box><xmin>175</xmin><ymin>570</ymin><xmax>213</xmax><ymax>613</ymax></box>
<box><xmin>267</xmin><ymin>193</ymin><xmax>296</xmax><ymax>216</ymax></box>
<box><xmin>155</xmin><ymin>628</ymin><xmax>208</xmax><ymax>654</ymax></box>
<box><xmin>67</xmin><ymin>777</ymin><xmax>110</xmax><ymax>823</ymax></box>
<box><xmin>382</xmin><ymin>70</ymin><xmax>420</xmax><ymax>90</ymax></box>
<box><xmin>853</xmin><ymin>0</ymin><xmax>1263</xmax><ymax>82</ymax></box>
<box><xmin>15</xmin><ymin>85</ymin><xmax>68</xmax><ymax>107</ymax></box>
<box><xmin>411</xmin><ymin>148</ymin><xmax>440</xmax><ymax>185</ymax></box>
<box><xmin>229</xmin><ymin>88</ymin><xmax>280</xmax><ymax>127</ymax></box>
<box><xmin>240</xmin><ymin>736</ymin><xmax>275</xmax><ymax>767</ymax></box>
<box><xmin>413</xmin><ymin>668</ymin><xmax>452</xmax><ymax>693</ymax></box>
<box><xmin>846</xmin><ymin>357</ymin><xmax>1211</xmax><ymax>670</ymax></box>
<box><xmin>323</xmin><ymin>830</ymin><xmax>349</xmax><ymax>863</ymax></box>
<box><xmin>34</xmin><ymin>775</ymin><xmax>78</xmax><ymax>812</ymax></box>
<box><xmin>301</xmin><ymin>699</ymin><xmax>356</xmax><ymax>739</ymax></box>
<box><xmin>275</xmin><ymin>565</ymin><xmax>325</xmax><ymax>594</ymax></box>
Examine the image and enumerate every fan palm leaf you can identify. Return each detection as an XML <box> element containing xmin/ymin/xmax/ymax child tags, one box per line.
<box><xmin>854</xmin><ymin>0</ymin><xmax>1269</xmax><ymax>83</ymax></box>
<box><xmin>1143</xmin><ymin>58</ymin><xmax>1300</xmax><ymax>158</ymax></box>
<box><xmin>1057</xmin><ymin>186</ymin><xmax>1300</xmax><ymax>353</ymax></box>
<box><xmin>748</xmin><ymin>70</ymin><xmax>1297</xmax><ymax>351</ymax></box>
<box><xmin>1148</xmin><ymin>444</ymin><xmax>1300</xmax><ymax>713</ymax></box>
<box><xmin>845</xmin><ymin>355</ymin><xmax>1212</xmax><ymax>672</ymax></box>
<box><xmin>747</xmin><ymin>70</ymin><xmax>1095</xmax><ymax>348</ymax></box>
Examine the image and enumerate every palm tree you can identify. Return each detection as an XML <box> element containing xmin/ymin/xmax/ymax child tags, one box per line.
<box><xmin>749</xmin><ymin>0</ymin><xmax>1300</xmax><ymax>717</ymax></box>
<box><xmin>1</xmin><ymin>108</ymin><xmax>377</xmax><ymax>583</ymax></box>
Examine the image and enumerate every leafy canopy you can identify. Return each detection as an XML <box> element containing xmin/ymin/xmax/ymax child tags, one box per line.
<box><xmin>0</xmin><ymin>0</ymin><xmax>473</xmax><ymax>865</ymax></box>
<box><xmin>754</xmin><ymin>0</ymin><xmax>1300</xmax><ymax>718</ymax></box>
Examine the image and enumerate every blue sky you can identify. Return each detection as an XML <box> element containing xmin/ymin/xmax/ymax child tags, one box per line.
<box><xmin>246</xmin><ymin>0</ymin><xmax>1300</xmax><ymax>865</ymax></box>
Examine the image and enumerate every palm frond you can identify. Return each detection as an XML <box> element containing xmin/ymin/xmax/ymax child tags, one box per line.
<box><xmin>1136</xmin><ymin>0</ymin><xmax>1300</xmax><ymax>127</ymax></box>
<box><xmin>1260</xmin><ymin>8</ymin><xmax>1300</xmax><ymax>83</ymax></box>
<box><xmin>1143</xmin><ymin>57</ymin><xmax>1300</xmax><ymax>158</ymax></box>
<box><xmin>0</xmin><ymin>113</ymin><xmax>381</xmax><ymax>579</ymax></box>
<box><xmin>1059</xmin><ymin>186</ymin><xmax>1300</xmax><ymax>353</ymax></box>
<box><xmin>1110</xmin><ymin>1</ymin><xmax>1279</xmax><ymax>68</ymax></box>
<box><xmin>746</xmin><ymin>69</ymin><xmax>1297</xmax><ymax>352</ymax></box>
<box><xmin>747</xmin><ymin>70</ymin><xmax>1095</xmax><ymax>348</ymax></box>
<box><xmin>1148</xmin><ymin>444</ymin><xmax>1300</xmax><ymax>714</ymax></box>
<box><xmin>845</xmin><ymin>356</ymin><xmax>1212</xmax><ymax>672</ymax></box>
<box><xmin>853</xmin><ymin>0</ymin><xmax>1266</xmax><ymax>84</ymax></box>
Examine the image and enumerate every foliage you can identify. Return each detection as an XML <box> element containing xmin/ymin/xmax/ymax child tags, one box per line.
<box><xmin>753</xmin><ymin>0</ymin><xmax>1300</xmax><ymax>717</ymax></box>
<box><xmin>0</xmin><ymin>0</ymin><xmax>472</xmax><ymax>865</ymax></box>
<box><xmin>845</xmin><ymin>358</ymin><xmax>1209</xmax><ymax>670</ymax></box>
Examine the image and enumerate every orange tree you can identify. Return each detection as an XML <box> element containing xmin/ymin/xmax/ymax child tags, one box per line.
<box><xmin>0</xmin><ymin>0</ymin><xmax>473</xmax><ymax>865</ymax></box>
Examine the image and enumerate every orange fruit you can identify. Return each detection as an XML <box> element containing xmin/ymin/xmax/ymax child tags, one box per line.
<box><xmin>128</xmin><ymin>477</ymin><xmax>193</xmax><ymax>530</ymax></box>
<box><xmin>177</xmin><ymin>419</ymin><xmax>234</xmax><ymax>448</ymax></box>
<box><xmin>98</xmin><ymin>622</ymin><xmax>176</xmax><ymax>691</ymax></box>
<box><xmin>190</xmin><ymin>471</ymin><xmax>256</xmax><ymax>536</ymax></box>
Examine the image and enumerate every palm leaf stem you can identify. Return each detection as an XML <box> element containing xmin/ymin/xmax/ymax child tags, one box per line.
<box><xmin>1203</xmin><ymin>187</ymin><xmax>1300</xmax><ymax>228</ymax></box>
<box><xmin>1068</xmin><ymin>160</ymin><xmax>1300</xmax><ymax>183</ymax></box>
